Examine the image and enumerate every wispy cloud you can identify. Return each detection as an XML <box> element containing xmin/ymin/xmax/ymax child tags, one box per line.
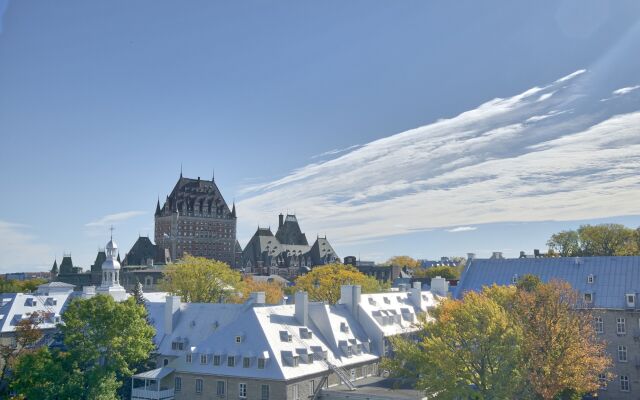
<box><xmin>612</xmin><ymin>85</ymin><xmax>640</xmax><ymax>96</ymax></box>
<box><xmin>85</xmin><ymin>211</ymin><xmax>146</xmax><ymax>228</ymax></box>
<box><xmin>447</xmin><ymin>226</ymin><xmax>477</xmax><ymax>233</ymax></box>
<box><xmin>237</xmin><ymin>69</ymin><xmax>640</xmax><ymax>247</ymax></box>
<box><xmin>0</xmin><ymin>220</ymin><xmax>53</xmax><ymax>272</ymax></box>
<box><xmin>311</xmin><ymin>144</ymin><xmax>362</xmax><ymax>159</ymax></box>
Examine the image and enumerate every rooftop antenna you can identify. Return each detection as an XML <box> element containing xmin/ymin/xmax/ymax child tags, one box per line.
<box><xmin>180</xmin><ymin>163</ymin><xmax>183</xmax><ymax>178</ymax></box>
<box><xmin>212</xmin><ymin>168</ymin><xmax>215</xmax><ymax>182</ymax></box>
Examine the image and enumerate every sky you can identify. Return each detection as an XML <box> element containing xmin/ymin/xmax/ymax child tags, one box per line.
<box><xmin>0</xmin><ymin>1</ymin><xmax>639</xmax><ymax>272</ymax></box>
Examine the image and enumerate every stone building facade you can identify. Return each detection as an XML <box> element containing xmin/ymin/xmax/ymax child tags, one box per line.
<box><xmin>155</xmin><ymin>174</ymin><xmax>240</xmax><ymax>267</ymax></box>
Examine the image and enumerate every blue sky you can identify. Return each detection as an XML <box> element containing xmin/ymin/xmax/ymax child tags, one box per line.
<box><xmin>1</xmin><ymin>1</ymin><xmax>639</xmax><ymax>272</ymax></box>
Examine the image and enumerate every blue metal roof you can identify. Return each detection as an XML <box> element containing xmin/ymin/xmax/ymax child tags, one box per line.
<box><xmin>455</xmin><ymin>256</ymin><xmax>640</xmax><ymax>309</ymax></box>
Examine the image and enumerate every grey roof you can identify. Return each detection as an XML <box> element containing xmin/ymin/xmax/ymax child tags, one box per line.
<box><xmin>456</xmin><ymin>256</ymin><xmax>640</xmax><ymax>309</ymax></box>
<box><xmin>133</xmin><ymin>367</ymin><xmax>174</xmax><ymax>380</ymax></box>
<box><xmin>276</xmin><ymin>215</ymin><xmax>309</xmax><ymax>246</ymax></box>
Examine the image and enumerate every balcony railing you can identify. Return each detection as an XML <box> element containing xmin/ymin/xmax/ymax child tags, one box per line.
<box><xmin>131</xmin><ymin>388</ymin><xmax>175</xmax><ymax>400</ymax></box>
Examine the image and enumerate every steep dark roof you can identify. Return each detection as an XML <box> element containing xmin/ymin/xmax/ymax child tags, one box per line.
<box><xmin>275</xmin><ymin>215</ymin><xmax>308</xmax><ymax>246</ymax></box>
<box><xmin>90</xmin><ymin>251</ymin><xmax>106</xmax><ymax>273</ymax></box>
<box><xmin>59</xmin><ymin>256</ymin><xmax>75</xmax><ymax>275</ymax></box>
<box><xmin>158</xmin><ymin>176</ymin><xmax>234</xmax><ymax>219</ymax></box>
<box><xmin>310</xmin><ymin>237</ymin><xmax>338</xmax><ymax>265</ymax></box>
<box><xmin>50</xmin><ymin>260</ymin><xmax>58</xmax><ymax>274</ymax></box>
<box><xmin>123</xmin><ymin>236</ymin><xmax>158</xmax><ymax>266</ymax></box>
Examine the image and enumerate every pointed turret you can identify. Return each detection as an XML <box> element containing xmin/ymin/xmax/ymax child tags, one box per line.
<box><xmin>212</xmin><ymin>168</ymin><xmax>215</xmax><ymax>182</ymax></box>
<box><xmin>51</xmin><ymin>259</ymin><xmax>58</xmax><ymax>274</ymax></box>
<box><xmin>155</xmin><ymin>197</ymin><xmax>161</xmax><ymax>217</ymax></box>
<box><xmin>117</xmin><ymin>253</ymin><xmax>121</xmax><ymax>263</ymax></box>
<box><xmin>231</xmin><ymin>202</ymin><xmax>236</xmax><ymax>218</ymax></box>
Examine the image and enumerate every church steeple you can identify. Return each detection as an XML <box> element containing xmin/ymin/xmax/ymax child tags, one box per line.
<box><xmin>231</xmin><ymin>202</ymin><xmax>236</xmax><ymax>218</ymax></box>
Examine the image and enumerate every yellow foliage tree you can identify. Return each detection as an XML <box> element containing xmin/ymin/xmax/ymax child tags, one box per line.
<box><xmin>294</xmin><ymin>263</ymin><xmax>383</xmax><ymax>304</ymax></box>
<box><xmin>160</xmin><ymin>255</ymin><xmax>242</xmax><ymax>303</ymax></box>
<box><xmin>385</xmin><ymin>256</ymin><xmax>420</xmax><ymax>269</ymax></box>
<box><xmin>231</xmin><ymin>276</ymin><xmax>285</xmax><ymax>305</ymax></box>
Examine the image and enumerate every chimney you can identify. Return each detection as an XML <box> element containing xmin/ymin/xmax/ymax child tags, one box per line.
<box><xmin>295</xmin><ymin>291</ymin><xmax>308</xmax><ymax>326</ymax></box>
<box><xmin>467</xmin><ymin>253</ymin><xmax>476</xmax><ymax>260</ymax></box>
<box><xmin>519</xmin><ymin>251</ymin><xmax>526</xmax><ymax>258</ymax></box>
<box><xmin>164</xmin><ymin>295</ymin><xmax>181</xmax><ymax>335</ymax></box>
<box><xmin>491</xmin><ymin>252</ymin><xmax>503</xmax><ymax>259</ymax></box>
<box><xmin>279</xmin><ymin>213</ymin><xmax>284</xmax><ymax>228</ymax></box>
<box><xmin>340</xmin><ymin>285</ymin><xmax>361</xmax><ymax>318</ymax></box>
<box><xmin>410</xmin><ymin>281</ymin><xmax>423</xmax><ymax>308</ymax></box>
<box><xmin>534</xmin><ymin>249</ymin><xmax>540</xmax><ymax>258</ymax></box>
<box><xmin>430</xmin><ymin>276</ymin><xmax>449</xmax><ymax>297</ymax></box>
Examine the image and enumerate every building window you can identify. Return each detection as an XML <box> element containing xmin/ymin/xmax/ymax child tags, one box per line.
<box><xmin>583</xmin><ymin>293</ymin><xmax>592</xmax><ymax>303</ymax></box>
<box><xmin>213</xmin><ymin>355</ymin><xmax>221</xmax><ymax>366</ymax></box>
<box><xmin>258</xmin><ymin>358</ymin><xmax>266</xmax><ymax>369</ymax></box>
<box><xmin>261</xmin><ymin>384</ymin><xmax>270</xmax><ymax>400</ymax></box>
<box><xmin>175</xmin><ymin>377</ymin><xmax>182</xmax><ymax>392</ymax></box>
<box><xmin>163</xmin><ymin>358</ymin><xmax>169</xmax><ymax>366</ymax></box>
<box><xmin>587</xmin><ymin>274</ymin><xmax>594</xmax><ymax>283</ymax></box>
<box><xmin>292</xmin><ymin>384</ymin><xmax>299</xmax><ymax>400</ymax></box>
<box><xmin>598</xmin><ymin>373</ymin><xmax>607</xmax><ymax>389</ymax></box>
<box><xmin>228</xmin><ymin>356</ymin><xmax>235</xmax><ymax>367</ymax></box>
<box><xmin>243</xmin><ymin>357</ymin><xmax>251</xmax><ymax>368</ymax></box>
<box><xmin>618</xmin><ymin>345</ymin><xmax>627</xmax><ymax>362</ymax></box>
<box><xmin>216</xmin><ymin>380</ymin><xmax>225</xmax><ymax>396</ymax></box>
<box><xmin>200</xmin><ymin>354</ymin><xmax>208</xmax><ymax>364</ymax></box>
<box><xmin>595</xmin><ymin>317</ymin><xmax>604</xmax><ymax>334</ymax></box>
<box><xmin>196</xmin><ymin>378</ymin><xmax>203</xmax><ymax>394</ymax></box>
<box><xmin>511</xmin><ymin>274</ymin><xmax>518</xmax><ymax>284</ymax></box>
<box><xmin>239</xmin><ymin>383</ymin><xmax>247</xmax><ymax>399</ymax></box>
<box><xmin>235</xmin><ymin>335</ymin><xmax>242</xmax><ymax>343</ymax></box>
<box><xmin>186</xmin><ymin>354</ymin><xmax>192</xmax><ymax>363</ymax></box>
<box><xmin>620</xmin><ymin>375</ymin><xmax>630</xmax><ymax>392</ymax></box>
<box><xmin>617</xmin><ymin>318</ymin><xmax>626</xmax><ymax>335</ymax></box>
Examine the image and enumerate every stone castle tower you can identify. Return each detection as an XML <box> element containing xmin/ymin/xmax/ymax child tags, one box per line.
<box><xmin>154</xmin><ymin>172</ymin><xmax>239</xmax><ymax>267</ymax></box>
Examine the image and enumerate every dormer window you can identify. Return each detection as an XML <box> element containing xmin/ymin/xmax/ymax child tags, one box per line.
<box><xmin>583</xmin><ymin>293</ymin><xmax>593</xmax><ymax>303</ymax></box>
<box><xmin>258</xmin><ymin>358</ymin><xmax>266</xmax><ymax>369</ymax></box>
<box><xmin>383</xmin><ymin>297</ymin><xmax>390</xmax><ymax>304</ymax></box>
<box><xmin>292</xmin><ymin>356</ymin><xmax>299</xmax><ymax>367</ymax></box>
<box><xmin>186</xmin><ymin>353</ymin><xmax>192</xmax><ymax>363</ymax></box>
<box><xmin>587</xmin><ymin>274</ymin><xmax>594</xmax><ymax>284</ymax></box>
<box><xmin>626</xmin><ymin>294</ymin><xmax>636</xmax><ymax>308</ymax></box>
<box><xmin>340</xmin><ymin>322</ymin><xmax>349</xmax><ymax>333</ymax></box>
<box><xmin>279</xmin><ymin>331</ymin><xmax>292</xmax><ymax>342</ymax></box>
<box><xmin>511</xmin><ymin>274</ymin><xmax>519</xmax><ymax>284</ymax></box>
<box><xmin>213</xmin><ymin>355</ymin><xmax>221</xmax><ymax>366</ymax></box>
<box><xmin>235</xmin><ymin>336</ymin><xmax>242</xmax><ymax>344</ymax></box>
<box><xmin>200</xmin><ymin>354</ymin><xmax>208</xmax><ymax>364</ymax></box>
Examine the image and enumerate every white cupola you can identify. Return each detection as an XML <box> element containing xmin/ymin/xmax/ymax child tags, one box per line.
<box><xmin>96</xmin><ymin>232</ymin><xmax>127</xmax><ymax>301</ymax></box>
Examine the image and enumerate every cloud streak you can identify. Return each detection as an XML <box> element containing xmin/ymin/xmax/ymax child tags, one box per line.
<box><xmin>85</xmin><ymin>211</ymin><xmax>146</xmax><ymax>228</ymax></box>
<box><xmin>237</xmin><ymin>69</ymin><xmax>640</xmax><ymax>247</ymax></box>
<box><xmin>448</xmin><ymin>226</ymin><xmax>477</xmax><ymax>233</ymax></box>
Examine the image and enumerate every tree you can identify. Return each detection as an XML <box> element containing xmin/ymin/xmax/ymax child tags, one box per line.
<box><xmin>577</xmin><ymin>224</ymin><xmax>636</xmax><ymax>256</ymax></box>
<box><xmin>386</xmin><ymin>282</ymin><xmax>611</xmax><ymax>399</ymax></box>
<box><xmin>547</xmin><ymin>230</ymin><xmax>581</xmax><ymax>257</ymax></box>
<box><xmin>546</xmin><ymin>224</ymin><xmax>640</xmax><ymax>257</ymax></box>
<box><xmin>0</xmin><ymin>312</ymin><xmax>43</xmax><ymax>394</ymax></box>
<box><xmin>131</xmin><ymin>281</ymin><xmax>145</xmax><ymax>306</ymax></box>
<box><xmin>412</xmin><ymin>265</ymin><xmax>460</xmax><ymax>281</ymax></box>
<box><xmin>385</xmin><ymin>291</ymin><xmax>523</xmax><ymax>399</ymax></box>
<box><xmin>385</xmin><ymin>256</ymin><xmax>420</xmax><ymax>269</ymax></box>
<box><xmin>294</xmin><ymin>264</ymin><xmax>383</xmax><ymax>304</ymax></box>
<box><xmin>160</xmin><ymin>255</ymin><xmax>242</xmax><ymax>303</ymax></box>
<box><xmin>514</xmin><ymin>280</ymin><xmax>611</xmax><ymax>400</ymax></box>
<box><xmin>0</xmin><ymin>277</ymin><xmax>48</xmax><ymax>294</ymax></box>
<box><xmin>231</xmin><ymin>276</ymin><xmax>285</xmax><ymax>305</ymax></box>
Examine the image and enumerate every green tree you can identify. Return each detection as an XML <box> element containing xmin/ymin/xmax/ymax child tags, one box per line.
<box><xmin>131</xmin><ymin>281</ymin><xmax>145</xmax><ymax>306</ymax></box>
<box><xmin>160</xmin><ymin>254</ymin><xmax>242</xmax><ymax>302</ymax></box>
<box><xmin>577</xmin><ymin>224</ymin><xmax>636</xmax><ymax>256</ymax></box>
<box><xmin>0</xmin><ymin>312</ymin><xmax>43</xmax><ymax>394</ymax></box>
<box><xmin>294</xmin><ymin>264</ymin><xmax>383</xmax><ymax>304</ymax></box>
<box><xmin>412</xmin><ymin>265</ymin><xmax>460</xmax><ymax>281</ymax></box>
<box><xmin>385</xmin><ymin>291</ymin><xmax>523</xmax><ymax>399</ymax></box>
<box><xmin>515</xmin><ymin>274</ymin><xmax>542</xmax><ymax>292</ymax></box>
<box><xmin>547</xmin><ymin>230</ymin><xmax>581</xmax><ymax>257</ymax></box>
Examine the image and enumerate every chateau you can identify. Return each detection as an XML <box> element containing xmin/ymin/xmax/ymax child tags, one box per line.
<box><xmin>241</xmin><ymin>214</ymin><xmax>339</xmax><ymax>278</ymax></box>
<box><xmin>155</xmin><ymin>173</ymin><xmax>241</xmax><ymax>267</ymax></box>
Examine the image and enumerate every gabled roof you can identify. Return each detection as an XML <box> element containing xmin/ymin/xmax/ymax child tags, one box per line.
<box><xmin>455</xmin><ymin>256</ymin><xmax>640</xmax><ymax>309</ymax></box>
<box><xmin>0</xmin><ymin>292</ymin><xmax>78</xmax><ymax>333</ymax></box>
<box><xmin>358</xmin><ymin>291</ymin><xmax>439</xmax><ymax>336</ymax></box>
<box><xmin>123</xmin><ymin>236</ymin><xmax>157</xmax><ymax>266</ymax></box>
<box><xmin>310</xmin><ymin>237</ymin><xmax>338</xmax><ymax>265</ymax></box>
<box><xmin>159</xmin><ymin>176</ymin><xmax>233</xmax><ymax>218</ymax></box>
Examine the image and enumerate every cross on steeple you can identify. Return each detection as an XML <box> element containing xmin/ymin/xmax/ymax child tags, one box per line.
<box><xmin>109</xmin><ymin>225</ymin><xmax>115</xmax><ymax>240</ymax></box>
